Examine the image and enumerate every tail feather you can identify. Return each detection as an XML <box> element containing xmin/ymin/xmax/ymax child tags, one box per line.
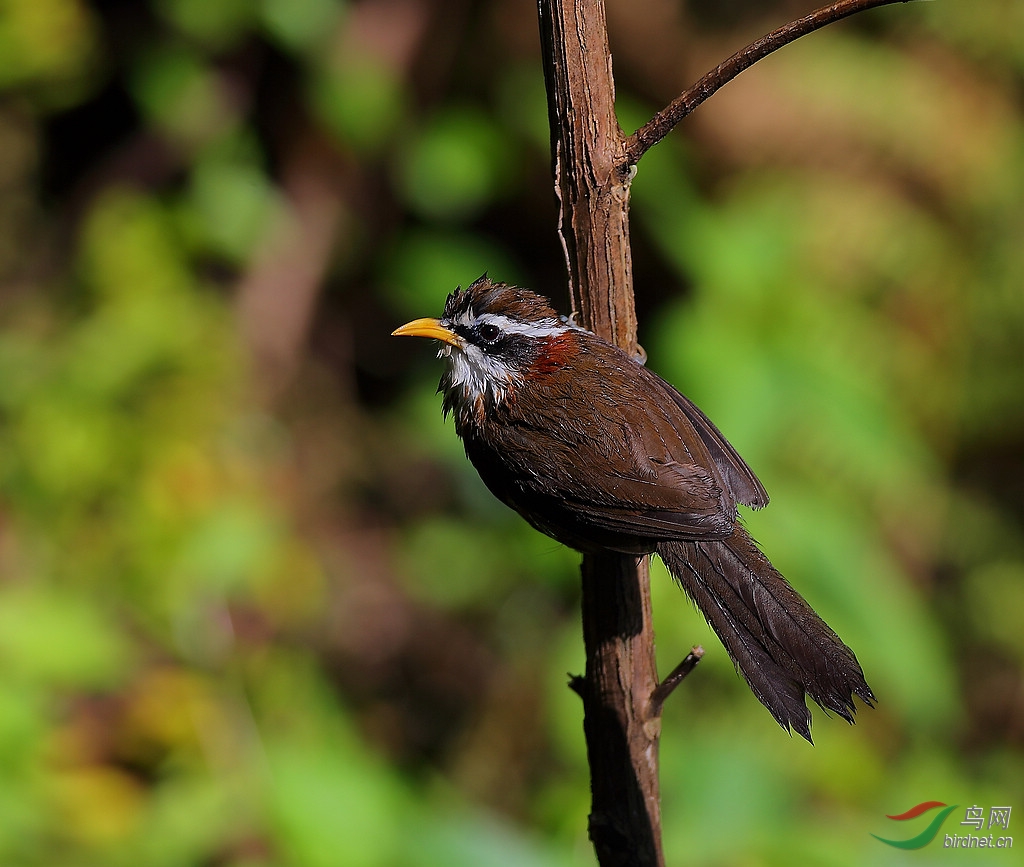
<box><xmin>657</xmin><ymin>528</ymin><xmax>874</xmax><ymax>742</ymax></box>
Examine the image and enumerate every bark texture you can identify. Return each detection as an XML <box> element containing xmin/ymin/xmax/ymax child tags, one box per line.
<box><xmin>538</xmin><ymin>2</ymin><xmax>663</xmax><ymax>865</ymax></box>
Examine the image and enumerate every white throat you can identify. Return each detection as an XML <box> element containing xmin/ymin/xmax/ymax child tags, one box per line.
<box><xmin>440</xmin><ymin>342</ymin><xmax>520</xmax><ymax>410</ymax></box>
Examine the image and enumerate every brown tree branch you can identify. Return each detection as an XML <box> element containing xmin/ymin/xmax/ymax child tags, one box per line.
<box><xmin>538</xmin><ymin>2</ymin><xmax>662</xmax><ymax>865</ymax></box>
<box><xmin>649</xmin><ymin>646</ymin><xmax>704</xmax><ymax>718</ymax></box>
<box><xmin>625</xmin><ymin>0</ymin><xmax>915</xmax><ymax>164</ymax></box>
<box><xmin>539</xmin><ymin>0</ymin><xmax>637</xmax><ymax>352</ymax></box>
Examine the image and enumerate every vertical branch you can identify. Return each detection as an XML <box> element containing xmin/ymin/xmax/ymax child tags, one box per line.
<box><xmin>578</xmin><ymin>554</ymin><xmax>663</xmax><ymax>867</ymax></box>
<box><xmin>538</xmin><ymin>0</ymin><xmax>637</xmax><ymax>353</ymax></box>
<box><xmin>537</xmin><ymin>2</ymin><xmax>663</xmax><ymax>865</ymax></box>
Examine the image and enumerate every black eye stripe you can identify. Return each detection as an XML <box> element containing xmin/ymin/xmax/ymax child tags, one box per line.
<box><xmin>444</xmin><ymin>320</ymin><xmax>539</xmax><ymax>372</ymax></box>
<box><xmin>449</xmin><ymin>321</ymin><xmax>505</xmax><ymax>346</ymax></box>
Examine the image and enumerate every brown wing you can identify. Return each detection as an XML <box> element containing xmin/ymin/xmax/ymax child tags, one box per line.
<box><xmin>465</xmin><ymin>337</ymin><xmax>753</xmax><ymax>548</ymax></box>
<box><xmin>641</xmin><ymin>366</ymin><xmax>769</xmax><ymax>510</ymax></box>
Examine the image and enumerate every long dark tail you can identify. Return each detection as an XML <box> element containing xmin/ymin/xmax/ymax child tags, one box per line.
<box><xmin>656</xmin><ymin>528</ymin><xmax>874</xmax><ymax>742</ymax></box>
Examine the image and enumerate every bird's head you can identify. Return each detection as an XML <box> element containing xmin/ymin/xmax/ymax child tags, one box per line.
<box><xmin>392</xmin><ymin>276</ymin><xmax>577</xmax><ymax>422</ymax></box>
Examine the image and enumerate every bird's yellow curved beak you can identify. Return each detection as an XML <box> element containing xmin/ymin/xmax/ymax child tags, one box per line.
<box><xmin>391</xmin><ymin>317</ymin><xmax>462</xmax><ymax>347</ymax></box>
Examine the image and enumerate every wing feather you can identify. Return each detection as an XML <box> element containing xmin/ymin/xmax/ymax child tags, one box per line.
<box><xmin>463</xmin><ymin>336</ymin><xmax>761</xmax><ymax>546</ymax></box>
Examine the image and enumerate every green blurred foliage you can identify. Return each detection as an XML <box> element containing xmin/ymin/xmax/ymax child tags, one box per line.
<box><xmin>0</xmin><ymin>0</ymin><xmax>1021</xmax><ymax>865</ymax></box>
<box><xmin>397</xmin><ymin>106</ymin><xmax>516</xmax><ymax>220</ymax></box>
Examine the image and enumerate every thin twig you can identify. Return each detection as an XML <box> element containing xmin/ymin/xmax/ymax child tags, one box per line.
<box><xmin>649</xmin><ymin>646</ymin><xmax>705</xmax><ymax>718</ymax></box>
<box><xmin>568</xmin><ymin>673</ymin><xmax>585</xmax><ymax>698</ymax></box>
<box><xmin>625</xmin><ymin>0</ymin><xmax>915</xmax><ymax>164</ymax></box>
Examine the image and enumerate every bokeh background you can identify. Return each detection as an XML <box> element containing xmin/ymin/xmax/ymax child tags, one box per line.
<box><xmin>0</xmin><ymin>0</ymin><xmax>1021</xmax><ymax>864</ymax></box>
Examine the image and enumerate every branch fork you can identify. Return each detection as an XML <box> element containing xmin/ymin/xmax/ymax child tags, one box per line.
<box><xmin>569</xmin><ymin>645</ymin><xmax>704</xmax><ymax>717</ymax></box>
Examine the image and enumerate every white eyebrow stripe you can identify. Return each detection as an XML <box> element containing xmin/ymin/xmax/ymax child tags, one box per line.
<box><xmin>474</xmin><ymin>313</ymin><xmax>569</xmax><ymax>338</ymax></box>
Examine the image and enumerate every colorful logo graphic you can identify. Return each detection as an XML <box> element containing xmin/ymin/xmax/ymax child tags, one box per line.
<box><xmin>872</xmin><ymin>802</ymin><xmax>1014</xmax><ymax>850</ymax></box>
<box><xmin>872</xmin><ymin>801</ymin><xmax>959</xmax><ymax>849</ymax></box>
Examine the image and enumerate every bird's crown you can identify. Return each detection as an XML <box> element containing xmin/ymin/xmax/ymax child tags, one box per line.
<box><xmin>442</xmin><ymin>275</ymin><xmax>561</xmax><ymax>329</ymax></box>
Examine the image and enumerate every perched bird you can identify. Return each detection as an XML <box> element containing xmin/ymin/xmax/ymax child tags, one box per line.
<box><xmin>393</xmin><ymin>275</ymin><xmax>873</xmax><ymax>741</ymax></box>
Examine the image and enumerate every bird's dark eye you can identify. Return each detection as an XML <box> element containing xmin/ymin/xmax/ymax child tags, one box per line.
<box><xmin>477</xmin><ymin>323</ymin><xmax>501</xmax><ymax>344</ymax></box>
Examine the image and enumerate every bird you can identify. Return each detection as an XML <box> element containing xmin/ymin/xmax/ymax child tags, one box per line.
<box><xmin>392</xmin><ymin>275</ymin><xmax>874</xmax><ymax>741</ymax></box>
